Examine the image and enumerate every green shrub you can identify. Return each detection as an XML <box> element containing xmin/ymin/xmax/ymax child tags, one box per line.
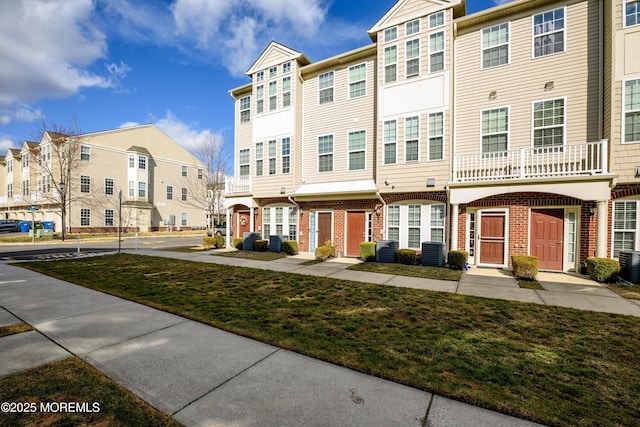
<box><xmin>397</xmin><ymin>248</ymin><xmax>417</xmax><ymax>265</ymax></box>
<box><xmin>254</xmin><ymin>239</ymin><xmax>269</xmax><ymax>252</ymax></box>
<box><xmin>323</xmin><ymin>240</ymin><xmax>336</xmax><ymax>257</ymax></box>
<box><xmin>282</xmin><ymin>240</ymin><xmax>299</xmax><ymax>255</ymax></box>
<box><xmin>213</xmin><ymin>235</ymin><xmax>225</xmax><ymax>249</ymax></box>
<box><xmin>315</xmin><ymin>245</ymin><xmax>333</xmax><ymax>261</ymax></box>
<box><xmin>202</xmin><ymin>237</ymin><xmax>216</xmax><ymax>249</ymax></box>
<box><xmin>233</xmin><ymin>238</ymin><xmax>243</xmax><ymax>250</ymax></box>
<box><xmin>447</xmin><ymin>250</ymin><xmax>469</xmax><ymax>270</ymax></box>
<box><xmin>512</xmin><ymin>255</ymin><xmax>539</xmax><ymax>279</ymax></box>
<box><xmin>586</xmin><ymin>257</ymin><xmax>620</xmax><ymax>283</ymax></box>
<box><xmin>359</xmin><ymin>242</ymin><xmax>376</xmax><ymax>262</ymax></box>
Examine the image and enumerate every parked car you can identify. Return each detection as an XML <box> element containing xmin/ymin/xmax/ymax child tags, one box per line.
<box><xmin>0</xmin><ymin>219</ymin><xmax>21</xmax><ymax>233</ymax></box>
<box><xmin>207</xmin><ymin>223</ymin><xmax>232</xmax><ymax>236</ymax></box>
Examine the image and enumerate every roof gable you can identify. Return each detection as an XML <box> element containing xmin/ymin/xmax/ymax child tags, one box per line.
<box><xmin>246</xmin><ymin>41</ymin><xmax>310</xmax><ymax>76</ymax></box>
<box><xmin>369</xmin><ymin>0</ymin><xmax>464</xmax><ymax>38</ymax></box>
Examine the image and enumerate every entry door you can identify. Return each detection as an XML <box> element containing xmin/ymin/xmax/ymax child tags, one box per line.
<box><xmin>237</xmin><ymin>210</ymin><xmax>250</xmax><ymax>238</ymax></box>
<box><xmin>346</xmin><ymin>212</ymin><xmax>366</xmax><ymax>257</ymax></box>
<box><xmin>479</xmin><ymin>213</ymin><xmax>505</xmax><ymax>265</ymax></box>
<box><xmin>531</xmin><ymin>209</ymin><xmax>564</xmax><ymax>271</ymax></box>
<box><xmin>317</xmin><ymin>212</ymin><xmax>332</xmax><ymax>247</ymax></box>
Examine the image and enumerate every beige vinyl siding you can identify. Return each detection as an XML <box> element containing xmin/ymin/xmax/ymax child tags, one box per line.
<box><xmin>455</xmin><ymin>0</ymin><xmax>601</xmax><ymax>156</ymax></box>
<box><xmin>294</xmin><ymin>59</ymin><xmax>304</xmax><ymax>188</ymax></box>
<box><xmin>252</xmin><ymin>139</ymin><xmax>297</xmax><ymax>198</ymax></box>
<box><xmin>389</xmin><ymin>0</ymin><xmax>442</xmax><ymax>24</ymax></box>
<box><xmin>301</xmin><ymin>56</ymin><xmax>376</xmax><ymax>184</ymax></box>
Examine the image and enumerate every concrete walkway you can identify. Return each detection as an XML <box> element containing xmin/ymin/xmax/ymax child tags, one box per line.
<box><xmin>2</xmin><ymin>249</ymin><xmax>639</xmax><ymax>426</ymax></box>
<box><xmin>0</xmin><ymin>260</ymin><xmax>546</xmax><ymax>426</ymax></box>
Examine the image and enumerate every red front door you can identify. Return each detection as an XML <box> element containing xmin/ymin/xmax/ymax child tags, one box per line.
<box><xmin>317</xmin><ymin>212</ymin><xmax>332</xmax><ymax>247</ymax></box>
<box><xmin>479</xmin><ymin>213</ymin><xmax>505</xmax><ymax>265</ymax></box>
<box><xmin>346</xmin><ymin>212</ymin><xmax>366</xmax><ymax>257</ymax></box>
<box><xmin>531</xmin><ymin>209</ymin><xmax>564</xmax><ymax>271</ymax></box>
<box><xmin>237</xmin><ymin>210</ymin><xmax>250</xmax><ymax>238</ymax></box>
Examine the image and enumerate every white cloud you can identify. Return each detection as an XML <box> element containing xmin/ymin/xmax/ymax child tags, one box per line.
<box><xmin>0</xmin><ymin>136</ymin><xmax>19</xmax><ymax>152</ymax></box>
<box><xmin>0</xmin><ymin>0</ymin><xmax>120</xmax><ymax>124</ymax></box>
<box><xmin>0</xmin><ymin>104</ymin><xmax>44</xmax><ymax>126</ymax></box>
<box><xmin>119</xmin><ymin>121</ymin><xmax>141</xmax><ymax>129</ymax></box>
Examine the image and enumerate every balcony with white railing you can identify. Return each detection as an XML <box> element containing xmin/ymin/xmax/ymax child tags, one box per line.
<box><xmin>225</xmin><ymin>175</ymin><xmax>252</xmax><ymax>195</ymax></box>
<box><xmin>453</xmin><ymin>140</ymin><xmax>608</xmax><ymax>183</ymax></box>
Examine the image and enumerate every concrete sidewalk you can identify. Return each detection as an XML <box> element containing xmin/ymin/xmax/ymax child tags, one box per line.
<box><xmin>0</xmin><ymin>260</ymin><xmax>546</xmax><ymax>426</ymax></box>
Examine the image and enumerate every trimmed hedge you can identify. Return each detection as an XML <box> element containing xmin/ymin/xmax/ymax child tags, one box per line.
<box><xmin>586</xmin><ymin>257</ymin><xmax>620</xmax><ymax>283</ymax></box>
<box><xmin>282</xmin><ymin>240</ymin><xmax>299</xmax><ymax>255</ymax></box>
<box><xmin>202</xmin><ymin>237</ymin><xmax>217</xmax><ymax>249</ymax></box>
<box><xmin>254</xmin><ymin>239</ymin><xmax>269</xmax><ymax>252</ymax></box>
<box><xmin>213</xmin><ymin>235</ymin><xmax>225</xmax><ymax>248</ymax></box>
<box><xmin>397</xmin><ymin>248</ymin><xmax>417</xmax><ymax>265</ymax></box>
<box><xmin>359</xmin><ymin>242</ymin><xmax>376</xmax><ymax>262</ymax></box>
<box><xmin>447</xmin><ymin>250</ymin><xmax>469</xmax><ymax>270</ymax></box>
<box><xmin>512</xmin><ymin>255</ymin><xmax>539</xmax><ymax>280</ymax></box>
<box><xmin>315</xmin><ymin>245</ymin><xmax>334</xmax><ymax>261</ymax></box>
<box><xmin>233</xmin><ymin>238</ymin><xmax>243</xmax><ymax>250</ymax></box>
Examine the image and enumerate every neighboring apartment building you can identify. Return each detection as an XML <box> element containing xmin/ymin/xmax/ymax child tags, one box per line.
<box><xmin>227</xmin><ymin>0</ymin><xmax>640</xmax><ymax>272</ymax></box>
<box><xmin>0</xmin><ymin>125</ymin><xmax>207</xmax><ymax>233</ymax></box>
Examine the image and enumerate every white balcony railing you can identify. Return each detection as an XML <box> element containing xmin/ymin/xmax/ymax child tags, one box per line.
<box><xmin>225</xmin><ymin>175</ymin><xmax>252</xmax><ymax>195</ymax></box>
<box><xmin>453</xmin><ymin>140</ymin><xmax>608</xmax><ymax>183</ymax></box>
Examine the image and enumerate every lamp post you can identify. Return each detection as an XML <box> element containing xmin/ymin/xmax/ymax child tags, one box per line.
<box><xmin>59</xmin><ymin>181</ymin><xmax>66</xmax><ymax>241</ymax></box>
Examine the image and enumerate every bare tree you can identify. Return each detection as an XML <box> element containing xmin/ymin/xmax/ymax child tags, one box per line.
<box><xmin>190</xmin><ymin>133</ymin><xmax>229</xmax><ymax>229</ymax></box>
<box><xmin>28</xmin><ymin>118</ymin><xmax>87</xmax><ymax>240</ymax></box>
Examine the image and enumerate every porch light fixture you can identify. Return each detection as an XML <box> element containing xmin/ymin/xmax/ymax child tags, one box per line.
<box><xmin>489</xmin><ymin>90</ymin><xmax>497</xmax><ymax>100</ymax></box>
<box><xmin>589</xmin><ymin>206</ymin><xmax>597</xmax><ymax>215</ymax></box>
<box><xmin>544</xmin><ymin>81</ymin><xmax>554</xmax><ymax>91</ymax></box>
<box><xmin>426</xmin><ymin>178</ymin><xmax>436</xmax><ymax>187</ymax></box>
<box><xmin>280</xmin><ymin>187</ymin><xmax>286</xmax><ymax>194</ymax></box>
<box><xmin>299</xmin><ymin>208</ymin><xmax>304</xmax><ymax>217</ymax></box>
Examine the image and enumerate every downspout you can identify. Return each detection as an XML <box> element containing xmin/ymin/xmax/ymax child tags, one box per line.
<box><xmin>376</xmin><ymin>191</ymin><xmax>386</xmax><ymax>240</ymax></box>
<box><xmin>288</xmin><ymin>195</ymin><xmax>300</xmax><ymax>242</ymax></box>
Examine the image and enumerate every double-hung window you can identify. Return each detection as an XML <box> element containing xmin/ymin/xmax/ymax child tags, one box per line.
<box><xmin>181</xmin><ymin>213</ymin><xmax>188</xmax><ymax>226</ymax></box>
<box><xmin>128</xmin><ymin>181</ymin><xmax>134</xmax><ymax>197</ymax></box>
<box><xmin>481</xmin><ymin>108</ymin><xmax>509</xmax><ymax>155</ymax></box>
<box><xmin>384</xmin><ymin>46</ymin><xmax>397</xmax><ymax>83</ymax></box>
<box><xmin>282</xmin><ymin>77</ymin><xmax>291</xmax><ymax>107</ymax></box>
<box><xmin>482</xmin><ymin>23</ymin><xmax>509</xmax><ymax>68</ymax></box>
<box><xmin>256</xmin><ymin>71</ymin><xmax>264</xmax><ymax>82</ymax></box>
<box><xmin>408</xmin><ymin>205</ymin><xmax>421</xmax><ymax>248</ymax></box>
<box><xmin>81</xmin><ymin>145</ymin><xmax>91</xmax><ymax>161</ymax></box>
<box><xmin>348</xmin><ymin>63</ymin><xmax>366</xmax><ymax>98</ymax></box>
<box><xmin>387</xmin><ymin>205</ymin><xmax>400</xmax><ymax>241</ymax></box>
<box><xmin>269</xmin><ymin>81</ymin><xmax>277</xmax><ymax>110</ymax></box>
<box><xmin>181</xmin><ymin>165</ymin><xmax>187</xmax><ymax>177</ymax></box>
<box><xmin>138</xmin><ymin>155</ymin><xmax>146</xmax><ymax>169</ymax></box>
<box><xmin>626</xmin><ymin>0</ymin><xmax>640</xmax><ymax>27</ymax></box>
<box><xmin>105</xmin><ymin>178</ymin><xmax>114</xmax><ymax>195</ymax></box>
<box><xmin>406</xmin><ymin>19</ymin><xmax>420</xmax><ymax>36</ymax></box>
<box><xmin>318</xmin><ymin>135</ymin><xmax>333</xmax><ymax>172</ymax></box>
<box><xmin>105</xmin><ymin>209</ymin><xmax>114</xmax><ymax>227</ymax></box>
<box><xmin>263</xmin><ymin>208</ymin><xmax>270</xmax><ymax>237</ymax></box>
<box><xmin>256</xmin><ymin>85</ymin><xmax>264</xmax><ymax>113</ymax></box>
<box><xmin>80</xmin><ymin>175</ymin><xmax>90</xmax><ymax>193</ymax></box>
<box><xmin>405</xmin><ymin>116</ymin><xmax>419</xmax><ymax>162</ymax></box>
<box><xmin>384</xmin><ymin>120</ymin><xmax>397</xmax><ymax>164</ymax></box>
<box><xmin>22</xmin><ymin>180</ymin><xmax>29</xmax><ymax>196</ymax></box>
<box><xmin>181</xmin><ymin>187</ymin><xmax>187</xmax><ymax>201</ymax></box>
<box><xmin>428</xmin><ymin>112</ymin><xmax>444</xmax><ymax>160</ymax></box>
<box><xmin>166</xmin><ymin>185</ymin><xmax>173</xmax><ymax>200</ymax></box>
<box><xmin>319</xmin><ymin>72</ymin><xmax>334</xmax><ymax>104</ymax></box>
<box><xmin>268</xmin><ymin>140</ymin><xmax>277</xmax><ymax>175</ymax></box>
<box><xmin>138</xmin><ymin>182</ymin><xmax>146</xmax><ymax>198</ymax></box>
<box><xmin>384</xmin><ymin>27</ymin><xmax>397</xmax><ymax>42</ymax></box>
<box><xmin>281</xmin><ymin>137</ymin><xmax>290</xmax><ymax>174</ymax></box>
<box><xmin>80</xmin><ymin>208</ymin><xmax>90</xmax><ymax>226</ymax></box>
<box><xmin>240</xmin><ymin>96</ymin><xmax>251</xmax><ymax>122</ymax></box>
<box><xmin>405</xmin><ymin>39</ymin><xmax>420</xmax><ymax>78</ymax></box>
<box><xmin>430</xmin><ymin>205</ymin><xmax>445</xmax><ymax>242</ymax></box>
<box><xmin>625</xmin><ymin>79</ymin><xmax>640</xmax><ymax>143</ymax></box>
<box><xmin>429</xmin><ymin>31</ymin><xmax>445</xmax><ymax>72</ymax></box>
<box><xmin>239</xmin><ymin>149</ymin><xmax>250</xmax><ymax>176</ymax></box>
<box><xmin>269</xmin><ymin>66</ymin><xmax>277</xmax><ymax>78</ymax></box>
<box><xmin>128</xmin><ymin>154</ymin><xmax>135</xmax><ymax>168</ymax></box>
<box><xmin>348</xmin><ymin>131</ymin><xmax>366</xmax><ymax>171</ymax></box>
<box><xmin>282</xmin><ymin>61</ymin><xmax>291</xmax><ymax>74</ymax></box>
<box><xmin>533</xmin><ymin>8</ymin><xmax>565</xmax><ymax>57</ymax></box>
<box><xmin>255</xmin><ymin>142</ymin><xmax>263</xmax><ymax>176</ymax></box>
<box><xmin>614</xmin><ymin>201</ymin><xmax>638</xmax><ymax>257</ymax></box>
<box><xmin>533</xmin><ymin>98</ymin><xmax>565</xmax><ymax>148</ymax></box>
<box><xmin>429</xmin><ymin>11</ymin><xmax>444</xmax><ymax>29</ymax></box>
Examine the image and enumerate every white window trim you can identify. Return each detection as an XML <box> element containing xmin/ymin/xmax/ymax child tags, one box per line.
<box><xmin>281</xmin><ymin>137</ymin><xmax>291</xmax><ymax>174</ymax></box>
<box><xmin>80</xmin><ymin>208</ymin><xmax>91</xmax><ymax>227</ymax></box>
<box><xmin>348</xmin><ymin>130</ymin><xmax>367</xmax><ymax>171</ymax></box>
<box><xmin>80</xmin><ymin>175</ymin><xmax>91</xmax><ymax>194</ymax></box>
<box><xmin>480</xmin><ymin>22</ymin><xmax>510</xmax><ymax>70</ymax></box>
<box><xmin>405</xmin><ymin>19</ymin><xmax>420</xmax><ymax>36</ymax></box>
<box><xmin>405</xmin><ymin>38</ymin><xmax>420</xmax><ymax>79</ymax></box>
<box><xmin>104</xmin><ymin>178</ymin><xmax>114</xmax><ymax>195</ymax></box>
<box><xmin>348</xmin><ymin>63</ymin><xmax>367</xmax><ymax>99</ymax></box>
<box><xmin>239</xmin><ymin>149</ymin><xmax>250</xmax><ymax>176</ymax></box>
<box><xmin>104</xmin><ymin>209</ymin><xmax>115</xmax><ymax>227</ymax></box>
<box><xmin>384</xmin><ymin>45</ymin><xmax>398</xmax><ymax>84</ymax></box>
<box><xmin>530</xmin><ymin>96</ymin><xmax>567</xmax><ymax>148</ymax></box>
<box><xmin>622</xmin><ymin>77</ymin><xmax>640</xmax><ymax>144</ymax></box>
<box><xmin>383</xmin><ymin>119</ymin><xmax>398</xmax><ymax>165</ymax></box>
<box><xmin>480</xmin><ymin>106</ymin><xmax>511</xmax><ymax>154</ymax></box>
<box><xmin>80</xmin><ymin>145</ymin><xmax>91</xmax><ymax>161</ymax></box>
<box><xmin>404</xmin><ymin>115</ymin><xmax>420</xmax><ymax>163</ymax></box>
<box><xmin>383</xmin><ymin>26</ymin><xmax>397</xmax><ymax>43</ymax></box>
<box><xmin>268</xmin><ymin>140</ymin><xmax>277</xmax><ymax>176</ymax></box>
<box><xmin>240</xmin><ymin>96</ymin><xmax>251</xmax><ymax>123</ymax></box>
<box><xmin>385</xmin><ymin>201</ymin><xmax>446</xmax><ymax>248</ymax></box>
<box><xmin>317</xmin><ymin>134</ymin><xmax>334</xmax><ymax>173</ymax></box>
<box><xmin>428</xmin><ymin>10</ymin><xmax>445</xmax><ymax>29</ymax></box>
<box><xmin>611</xmin><ymin>199</ymin><xmax>640</xmax><ymax>258</ymax></box>
<box><xmin>255</xmin><ymin>142</ymin><xmax>264</xmax><ymax>176</ymax></box>
<box><xmin>429</xmin><ymin>30</ymin><xmax>446</xmax><ymax>74</ymax></box>
<box><xmin>531</xmin><ymin>6</ymin><xmax>566</xmax><ymax>59</ymax></box>
<box><xmin>625</xmin><ymin>0</ymin><xmax>640</xmax><ymax>28</ymax></box>
<box><xmin>318</xmin><ymin>71</ymin><xmax>335</xmax><ymax>105</ymax></box>
<box><xmin>428</xmin><ymin>111</ymin><xmax>445</xmax><ymax>161</ymax></box>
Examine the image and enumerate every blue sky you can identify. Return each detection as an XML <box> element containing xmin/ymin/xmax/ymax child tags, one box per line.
<box><xmin>0</xmin><ymin>0</ymin><xmax>507</xmax><ymax>165</ymax></box>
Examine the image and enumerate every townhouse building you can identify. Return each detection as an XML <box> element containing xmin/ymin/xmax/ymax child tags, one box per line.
<box><xmin>0</xmin><ymin>125</ymin><xmax>207</xmax><ymax>233</ymax></box>
<box><xmin>226</xmin><ymin>0</ymin><xmax>640</xmax><ymax>272</ymax></box>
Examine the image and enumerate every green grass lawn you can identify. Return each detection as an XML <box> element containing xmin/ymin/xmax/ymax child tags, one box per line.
<box><xmin>348</xmin><ymin>261</ymin><xmax>462</xmax><ymax>281</ymax></box>
<box><xmin>0</xmin><ymin>357</ymin><xmax>181</xmax><ymax>426</ymax></box>
<box><xmin>0</xmin><ymin>323</ymin><xmax>34</xmax><ymax>338</ymax></box>
<box><xmin>18</xmin><ymin>254</ymin><xmax>640</xmax><ymax>427</ymax></box>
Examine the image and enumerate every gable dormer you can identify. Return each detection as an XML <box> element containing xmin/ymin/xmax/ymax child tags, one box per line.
<box><xmin>246</xmin><ymin>41</ymin><xmax>310</xmax><ymax>80</ymax></box>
